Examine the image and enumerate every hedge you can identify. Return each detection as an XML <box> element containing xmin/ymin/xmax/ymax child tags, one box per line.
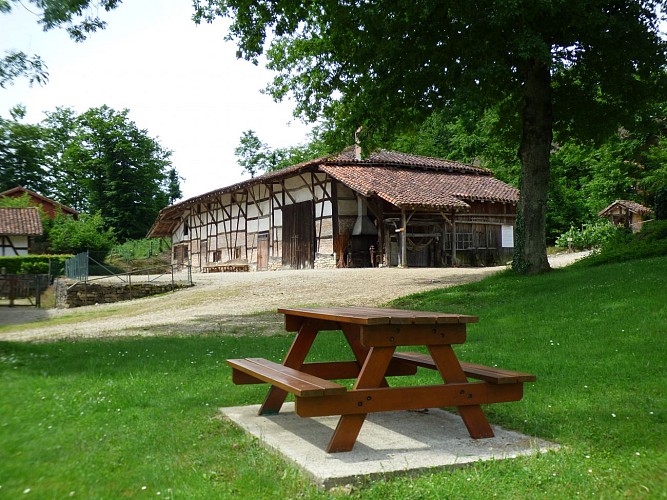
<box><xmin>0</xmin><ymin>255</ymin><xmax>73</xmax><ymax>275</ymax></box>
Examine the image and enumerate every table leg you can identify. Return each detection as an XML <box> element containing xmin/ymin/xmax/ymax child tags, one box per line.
<box><xmin>428</xmin><ymin>345</ymin><xmax>494</xmax><ymax>438</ymax></box>
<box><xmin>258</xmin><ymin>319</ymin><xmax>318</xmax><ymax>416</ymax></box>
<box><xmin>341</xmin><ymin>324</ymin><xmax>390</xmax><ymax>388</ymax></box>
<box><xmin>326</xmin><ymin>345</ymin><xmax>396</xmax><ymax>452</ymax></box>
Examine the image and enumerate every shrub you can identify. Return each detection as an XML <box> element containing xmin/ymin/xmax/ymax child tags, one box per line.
<box><xmin>555</xmin><ymin>220</ymin><xmax>618</xmax><ymax>251</ymax></box>
<box><xmin>47</xmin><ymin>212</ymin><xmax>116</xmax><ymax>257</ymax></box>
<box><xmin>574</xmin><ymin>220</ymin><xmax>667</xmax><ymax>267</ymax></box>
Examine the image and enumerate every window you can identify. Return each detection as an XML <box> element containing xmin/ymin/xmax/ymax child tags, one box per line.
<box><xmin>456</xmin><ymin>233</ymin><xmax>473</xmax><ymax>250</ymax></box>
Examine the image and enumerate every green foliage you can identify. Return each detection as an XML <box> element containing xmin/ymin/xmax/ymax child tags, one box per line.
<box><xmin>47</xmin><ymin>212</ymin><xmax>116</xmax><ymax>257</ymax></box>
<box><xmin>655</xmin><ymin>186</ymin><xmax>667</xmax><ymax>220</ymax></box>
<box><xmin>574</xmin><ymin>220</ymin><xmax>667</xmax><ymax>267</ymax></box>
<box><xmin>0</xmin><ymin>254</ymin><xmax>71</xmax><ymax>275</ymax></box>
<box><xmin>234</xmin><ymin>129</ymin><xmax>330</xmax><ymax>176</ymax></box>
<box><xmin>234</xmin><ymin>129</ymin><xmax>274</xmax><ymax>177</ymax></box>
<box><xmin>108</xmin><ymin>238</ymin><xmax>171</xmax><ymax>262</ymax></box>
<box><xmin>0</xmin><ymin>107</ymin><xmax>49</xmax><ymax>194</ymax></box>
<box><xmin>18</xmin><ymin>260</ymin><xmax>49</xmax><ymax>274</ymax></box>
<box><xmin>57</xmin><ymin>106</ymin><xmax>175</xmax><ymax>240</ymax></box>
<box><xmin>0</xmin><ymin>50</ymin><xmax>48</xmax><ymax>88</ymax></box>
<box><xmin>0</xmin><ymin>105</ymin><xmax>181</xmax><ymax>242</ymax></box>
<box><xmin>555</xmin><ymin>221</ymin><xmax>619</xmax><ymax>251</ymax></box>
<box><xmin>0</xmin><ymin>192</ymin><xmax>32</xmax><ymax>208</ymax></box>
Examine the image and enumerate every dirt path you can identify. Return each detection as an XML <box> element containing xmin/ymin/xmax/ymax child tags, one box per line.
<box><xmin>0</xmin><ymin>252</ymin><xmax>588</xmax><ymax>342</ymax></box>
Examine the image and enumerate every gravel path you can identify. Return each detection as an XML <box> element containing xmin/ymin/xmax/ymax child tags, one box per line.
<box><xmin>0</xmin><ymin>252</ymin><xmax>589</xmax><ymax>342</ymax></box>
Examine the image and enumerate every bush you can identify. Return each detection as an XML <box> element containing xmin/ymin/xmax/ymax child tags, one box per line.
<box><xmin>573</xmin><ymin>220</ymin><xmax>667</xmax><ymax>267</ymax></box>
<box><xmin>47</xmin><ymin>212</ymin><xmax>116</xmax><ymax>257</ymax></box>
<box><xmin>555</xmin><ymin>220</ymin><xmax>619</xmax><ymax>251</ymax></box>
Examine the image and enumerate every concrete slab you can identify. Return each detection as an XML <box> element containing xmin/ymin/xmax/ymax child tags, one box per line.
<box><xmin>220</xmin><ymin>403</ymin><xmax>559</xmax><ymax>489</ymax></box>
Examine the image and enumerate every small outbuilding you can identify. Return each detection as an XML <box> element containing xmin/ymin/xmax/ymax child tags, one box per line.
<box><xmin>148</xmin><ymin>148</ymin><xmax>520</xmax><ymax>271</ymax></box>
<box><xmin>0</xmin><ymin>207</ymin><xmax>43</xmax><ymax>256</ymax></box>
<box><xmin>598</xmin><ymin>200</ymin><xmax>653</xmax><ymax>233</ymax></box>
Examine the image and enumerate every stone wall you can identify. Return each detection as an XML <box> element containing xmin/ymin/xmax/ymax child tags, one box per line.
<box><xmin>55</xmin><ymin>278</ymin><xmax>193</xmax><ymax>308</ymax></box>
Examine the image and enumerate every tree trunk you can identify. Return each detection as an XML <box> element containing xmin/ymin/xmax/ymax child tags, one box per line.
<box><xmin>514</xmin><ymin>58</ymin><xmax>552</xmax><ymax>274</ymax></box>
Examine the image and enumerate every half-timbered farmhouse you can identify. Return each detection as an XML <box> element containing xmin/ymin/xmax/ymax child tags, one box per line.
<box><xmin>147</xmin><ymin>149</ymin><xmax>519</xmax><ymax>271</ymax></box>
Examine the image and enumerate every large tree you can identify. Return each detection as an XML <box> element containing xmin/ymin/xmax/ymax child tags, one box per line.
<box><xmin>0</xmin><ymin>105</ymin><xmax>48</xmax><ymax>193</ymax></box>
<box><xmin>0</xmin><ymin>105</ymin><xmax>180</xmax><ymax>241</ymax></box>
<box><xmin>50</xmin><ymin>105</ymin><xmax>175</xmax><ymax>241</ymax></box>
<box><xmin>194</xmin><ymin>0</ymin><xmax>666</xmax><ymax>273</ymax></box>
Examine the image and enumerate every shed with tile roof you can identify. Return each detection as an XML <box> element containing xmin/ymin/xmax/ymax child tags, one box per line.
<box><xmin>147</xmin><ymin>149</ymin><xmax>519</xmax><ymax>271</ymax></box>
<box><xmin>0</xmin><ymin>207</ymin><xmax>43</xmax><ymax>256</ymax></box>
<box><xmin>598</xmin><ymin>200</ymin><xmax>653</xmax><ymax>233</ymax></box>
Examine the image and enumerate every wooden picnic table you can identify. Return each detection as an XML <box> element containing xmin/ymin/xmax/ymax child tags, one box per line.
<box><xmin>227</xmin><ymin>306</ymin><xmax>535</xmax><ymax>453</ymax></box>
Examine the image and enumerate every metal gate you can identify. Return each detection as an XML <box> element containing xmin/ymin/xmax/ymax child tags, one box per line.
<box><xmin>282</xmin><ymin>201</ymin><xmax>315</xmax><ymax>269</ymax></box>
<box><xmin>0</xmin><ymin>275</ymin><xmax>49</xmax><ymax>307</ymax></box>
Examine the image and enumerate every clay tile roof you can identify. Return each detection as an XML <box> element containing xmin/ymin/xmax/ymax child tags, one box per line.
<box><xmin>327</xmin><ymin>148</ymin><xmax>492</xmax><ymax>175</ymax></box>
<box><xmin>146</xmin><ymin>148</ymin><xmax>519</xmax><ymax>237</ymax></box>
<box><xmin>320</xmin><ymin>165</ymin><xmax>518</xmax><ymax>210</ymax></box>
<box><xmin>0</xmin><ymin>207</ymin><xmax>43</xmax><ymax>235</ymax></box>
<box><xmin>598</xmin><ymin>200</ymin><xmax>653</xmax><ymax>216</ymax></box>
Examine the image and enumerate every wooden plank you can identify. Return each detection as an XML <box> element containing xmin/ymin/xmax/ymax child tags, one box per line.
<box><xmin>392</xmin><ymin>352</ymin><xmax>536</xmax><ymax>384</ymax></box>
<box><xmin>283</xmin><ymin>316</ymin><xmax>340</xmax><ymax>333</ymax></box>
<box><xmin>227</xmin><ymin>358</ymin><xmax>347</xmax><ymax>397</ymax></box>
<box><xmin>299</xmin><ymin>359</ymin><xmax>418</xmax><ymax>379</ymax></box>
<box><xmin>360</xmin><ymin>323</ymin><xmax>467</xmax><ymax>347</ymax></box>
<box><xmin>277</xmin><ymin>306</ymin><xmax>478</xmax><ymax>326</ymax></box>
<box><xmin>295</xmin><ymin>382</ymin><xmax>524</xmax><ymax>417</ymax></box>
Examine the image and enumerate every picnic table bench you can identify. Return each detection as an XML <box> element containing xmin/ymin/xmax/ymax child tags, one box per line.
<box><xmin>227</xmin><ymin>306</ymin><xmax>536</xmax><ymax>453</ymax></box>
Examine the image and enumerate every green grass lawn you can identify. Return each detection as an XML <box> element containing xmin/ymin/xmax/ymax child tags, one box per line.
<box><xmin>1</xmin><ymin>257</ymin><xmax>666</xmax><ymax>498</ymax></box>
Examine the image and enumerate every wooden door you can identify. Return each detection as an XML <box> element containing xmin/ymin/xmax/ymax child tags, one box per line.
<box><xmin>201</xmin><ymin>240</ymin><xmax>208</xmax><ymax>265</ymax></box>
<box><xmin>282</xmin><ymin>201</ymin><xmax>315</xmax><ymax>269</ymax></box>
<box><xmin>257</xmin><ymin>232</ymin><xmax>269</xmax><ymax>271</ymax></box>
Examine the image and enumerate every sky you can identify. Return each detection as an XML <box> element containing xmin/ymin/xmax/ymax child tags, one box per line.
<box><xmin>0</xmin><ymin>0</ymin><xmax>313</xmax><ymax>200</ymax></box>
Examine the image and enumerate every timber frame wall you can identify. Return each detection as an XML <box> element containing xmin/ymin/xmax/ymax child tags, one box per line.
<box><xmin>0</xmin><ymin>235</ymin><xmax>31</xmax><ymax>256</ymax></box>
<box><xmin>171</xmin><ymin>172</ymin><xmax>337</xmax><ymax>271</ymax></box>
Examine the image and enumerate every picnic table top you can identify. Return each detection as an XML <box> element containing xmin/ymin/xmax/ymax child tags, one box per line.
<box><xmin>276</xmin><ymin>306</ymin><xmax>478</xmax><ymax>326</ymax></box>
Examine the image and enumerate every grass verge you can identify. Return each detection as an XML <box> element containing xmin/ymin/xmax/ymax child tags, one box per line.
<box><xmin>1</xmin><ymin>256</ymin><xmax>666</xmax><ymax>498</ymax></box>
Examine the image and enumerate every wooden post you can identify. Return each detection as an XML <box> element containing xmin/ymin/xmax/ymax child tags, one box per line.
<box><xmin>451</xmin><ymin>214</ymin><xmax>457</xmax><ymax>266</ymax></box>
<box><xmin>400</xmin><ymin>207</ymin><xmax>408</xmax><ymax>268</ymax></box>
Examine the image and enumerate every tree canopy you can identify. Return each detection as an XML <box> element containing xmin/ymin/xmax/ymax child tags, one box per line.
<box><xmin>194</xmin><ymin>0</ymin><xmax>667</xmax><ymax>273</ymax></box>
<box><xmin>0</xmin><ymin>105</ymin><xmax>181</xmax><ymax>242</ymax></box>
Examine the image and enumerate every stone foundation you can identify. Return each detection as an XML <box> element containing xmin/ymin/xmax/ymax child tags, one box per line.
<box><xmin>314</xmin><ymin>253</ymin><xmax>337</xmax><ymax>269</ymax></box>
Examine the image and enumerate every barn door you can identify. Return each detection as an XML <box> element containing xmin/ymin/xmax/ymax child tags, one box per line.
<box><xmin>257</xmin><ymin>232</ymin><xmax>269</xmax><ymax>271</ymax></box>
<box><xmin>282</xmin><ymin>201</ymin><xmax>315</xmax><ymax>269</ymax></box>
